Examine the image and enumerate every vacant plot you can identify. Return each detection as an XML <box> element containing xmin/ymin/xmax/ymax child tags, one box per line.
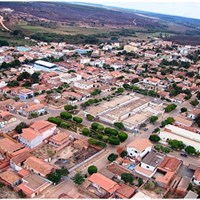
<box><xmin>52</xmin><ymin>145</ymin><xmax>99</xmax><ymax>170</ymax></box>
<box><xmin>32</xmin><ymin>143</ymin><xmax>56</xmax><ymax>160</ymax></box>
<box><xmin>0</xmin><ymin>186</ymin><xmax>20</xmax><ymax>199</ymax></box>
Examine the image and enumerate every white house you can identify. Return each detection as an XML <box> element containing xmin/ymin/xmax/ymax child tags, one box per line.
<box><xmin>18</xmin><ymin>121</ymin><xmax>56</xmax><ymax>149</ymax></box>
<box><xmin>74</xmin><ymin>80</ymin><xmax>94</xmax><ymax>90</ymax></box>
<box><xmin>126</xmin><ymin>138</ymin><xmax>153</xmax><ymax>159</ymax></box>
<box><xmin>59</xmin><ymin>73</ymin><xmax>82</xmax><ymax>84</ymax></box>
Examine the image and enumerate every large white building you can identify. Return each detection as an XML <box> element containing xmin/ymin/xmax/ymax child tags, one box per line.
<box><xmin>159</xmin><ymin>124</ymin><xmax>200</xmax><ymax>151</ymax></box>
<box><xmin>34</xmin><ymin>60</ymin><xmax>59</xmax><ymax>72</ymax></box>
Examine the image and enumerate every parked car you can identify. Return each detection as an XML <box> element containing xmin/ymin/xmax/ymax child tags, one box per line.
<box><xmin>180</xmin><ymin>153</ymin><xmax>188</xmax><ymax>157</ymax></box>
<box><xmin>143</xmin><ymin>128</ymin><xmax>148</xmax><ymax>131</ymax></box>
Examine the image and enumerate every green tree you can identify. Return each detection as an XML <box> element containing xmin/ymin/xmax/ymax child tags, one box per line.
<box><xmin>118</xmin><ymin>132</ymin><xmax>128</xmax><ymax>142</ymax></box>
<box><xmin>73</xmin><ymin>116</ymin><xmax>83</xmax><ymax>124</ymax></box>
<box><xmin>86</xmin><ymin>114</ymin><xmax>94</xmax><ymax>121</ymax></box>
<box><xmin>30</xmin><ymin>112</ymin><xmax>38</xmax><ymax>118</ymax></box>
<box><xmin>121</xmin><ymin>173</ymin><xmax>134</xmax><ymax>184</ymax></box>
<box><xmin>149</xmin><ymin>116</ymin><xmax>158</xmax><ymax>124</ymax></box>
<box><xmin>195</xmin><ymin>114</ymin><xmax>200</xmax><ymax>128</ymax></box>
<box><xmin>107</xmin><ymin>153</ymin><xmax>118</xmax><ymax>162</ymax></box>
<box><xmin>72</xmin><ymin>172</ymin><xmax>85</xmax><ymax>185</ymax></box>
<box><xmin>185</xmin><ymin>146</ymin><xmax>196</xmax><ymax>155</ymax></box>
<box><xmin>60</xmin><ymin>112</ymin><xmax>72</xmax><ymax>120</ymax></box>
<box><xmin>164</xmin><ymin>104</ymin><xmax>177</xmax><ymax>113</ymax></box>
<box><xmin>31</xmin><ymin>72</ymin><xmax>40</xmax><ymax>83</ymax></box>
<box><xmin>197</xmin><ymin>92</ymin><xmax>200</xmax><ymax>100</ymax></box>
<box><xmin>91</xmin><ymin>122</ymin><xmax>100</xmax><ymax>130</ymax></box>
<box><xmin>149</xmin><ymin>135</ymin><xmax>160</xmax><ymax>142</ymax></box>
<box><xmin>48</xmin><ymin>117</ymin><xmax>62</xmax><ymax>125</ymax></box>
<box><xmin>114</xmin><ymin>122</ymin><xmax>124</xmax><ymax>130</ymax></box>
<box><xmin>120</xmin><ymin>150</ymin><xmax>128</xmax><ymax>158</ymax></box>
<box><xmin>180</xmin><ymin>107</ymin><xmax>187</xmax><ymax>113</ymax></box>
<box><xmin>109</xmin><ymin>136</ymin><xmax>120</xmax><ymax>145</ymax></box>
<box><xmin>88</xmin><ymin>165</ymin><xmax>98</xmax><ymax>175</ymax></box>
<box><xmin>190</xmin><ymin>99</ymin><xmax>199</xmax><ymax>107</ymax></box>
<box><xmin>82</xmin><ymin>128</ymin><xmax>90</xmax><ymax>136</ymax></box>
<box><xmin>168</xmin><ymin>139</ymin><xmax>185</xmax><ymax>150</ymax></box>
<box><xmin>97</xmin><ymin>124</ymin><xmax>104</xmax><ymax>132</ymax></box>
<box><xmin>138</xmin><ymin>178</ymin><xmax>143</xmax><ymax>187</ymax></box>
<box><xmin>15</xmin><ymin>122</ymin><xmax>28</xmax><ymax>134</ymax></box>
<box><xmin>64</xmin><ymin>105</ymin><xmax>77</xmax><ymax>111</ymax></box>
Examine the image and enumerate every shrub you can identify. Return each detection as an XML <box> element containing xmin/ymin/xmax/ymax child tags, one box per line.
<box><xmin>82</xmin><ymin>128</ymin><xmax>90</xmax><ymax>136</ymax></box>
<box><xmin>60</xmin><ymin>122</ymin><xmax>71</xmax><ymax>129</ymax></box>
<box><xmin>88</xmin><ymin>138</ymin><xmax>107</xmax><ymax>148</ymax></box>
<box><xmin>145</xmin><ymin>181</ymin><xmax>156</xmax><ymax>190</ymax></box>
<box><xmin>109</xmin><ymin>136</ymin><xmax>120</xmax><ymax>145</ymax></box>
<box><xmin>88</xmin><ymin>165</ymin><xmax>98</xmax><ymax>175</ymax></box>
<box><xmin>73</xmin><ymin>116</ymin><xmax>83</xmax><ymax>124</ymax></box>
<box><xmin>118</xmin><ymin>132</ymin><xmax>128</xmax><ymax>142</ymax></box>
<box><xmin>86</xmin><ymin>114</ymin><xmax>94</xmax><ymax>121</ymax></box>
<box><xmin>149</xmin><ymin>135</ymin><xmax>160</xmax><ymax>142</ymax></box>
<box><xmin>102</xmin><ymin>135</ymin><xmax>109</xmax><ymax>142</ymax></box>
<box><xmin>107</xmin><ymin>153</ymin><xmax>118</xmax><ymax>162</ymax></box>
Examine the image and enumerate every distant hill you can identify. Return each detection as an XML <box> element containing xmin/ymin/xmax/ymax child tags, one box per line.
<box><xmin>0</xmin><ymin>2</ymin><xmax>200</xmax><ymax>45</ymax></box>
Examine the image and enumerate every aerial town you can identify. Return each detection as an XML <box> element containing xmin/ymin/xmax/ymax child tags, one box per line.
<box><xmin>0</xmin><ymin>36</ymin><xmax>199</xmax><ymax>199</ymax></box>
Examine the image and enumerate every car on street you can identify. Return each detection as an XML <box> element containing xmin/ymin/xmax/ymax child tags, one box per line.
<box><xmin>180</xmin><ymin>153</ymin><xmax>188</xmax><ymax>157</ymax></box>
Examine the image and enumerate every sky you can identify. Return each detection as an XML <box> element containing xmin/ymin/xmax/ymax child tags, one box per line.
<box><xmin>65</xmin><ymin>0</ymin><xmax>200</xmax><ymax>19</ymax></box>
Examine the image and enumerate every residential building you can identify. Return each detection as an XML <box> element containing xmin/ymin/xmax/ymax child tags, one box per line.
<box><xmin>192</xmin><ymin>168</ymin><xmax>200</xmax><ymax>186</ymax></box>
<box><xmin>48</xmin><ymin>131</ymin><xmax>72</xmax><ymax>151</ymax></box>
<box><xmin>24</xmin><ymin>156</ymin><xmax>55</xmax><ymax>177</ymax></box>
<box><xmin>154</xmin><ymin>155</ymin><xmax>182</xmax><ymax>188</ymax></box>
<box><xmin>18</xmin><ymin>89</ymin><xmax>34</xmax><ymax>100</ymax></box>
<box><xmin>127</xmin><ymin>138</ymin><xmax>153</xmax><ymax>159</ymax></box>
<box><xmin>135</xmin><ymin>151</ymin><xmax>164</xmax><ymax>178</ymax></box>
<box><xmin>18</xmin><ymin>120</ymin><xmax>56</xmax><ymax>149</ymax></box>
<box><xmin>87</xmin><ymin>173</ymin><xmax>121</xmax><ymax>197</ymax></box>
<box><xmin>0</xmin><ymin>169</ymin><xmax>21</xmax><ymax>187</ymax></box>
<box><xmin>0</xmin><ymin>138</ymin><xmax>25</xmax><ymax>157</ymax></box>
<box><xmin>17</xmin><ymin>174</ymin><xmax>52</xmax><ymax>198</ymax></box>
<box><xmin>74</xmin><ymin>80</ymin><xmax>94</xmax><ymax>90</ymax></box>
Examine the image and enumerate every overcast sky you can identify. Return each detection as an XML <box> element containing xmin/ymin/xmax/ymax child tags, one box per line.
<box><xmin>66</xmin><ymin>1</ymin><xmax>200</xmax><ymax>19</ymax></box>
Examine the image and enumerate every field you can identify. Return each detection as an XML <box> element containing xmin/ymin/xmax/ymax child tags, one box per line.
<box><xmin>16</xmin><ymin>23</ymin><xmax>116</xmax><ymax>36</ymax></box>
